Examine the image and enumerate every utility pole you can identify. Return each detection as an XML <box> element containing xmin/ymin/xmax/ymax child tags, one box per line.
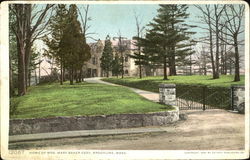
<box><xmin>113</xmin><ymin>32</ymin><xmax>127</xmax><ymax>78</ymax></box>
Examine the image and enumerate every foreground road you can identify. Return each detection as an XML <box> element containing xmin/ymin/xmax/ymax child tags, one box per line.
<box><xmin>10</xmin><ymin>109</ymin><xmax>245</xmax><ymax>150</ymax></box>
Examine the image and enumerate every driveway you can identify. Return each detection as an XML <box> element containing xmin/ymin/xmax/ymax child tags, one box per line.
<box><xmin>9</xmin><ymin>109</ymin><xmax>245</xmax><ymax>150</ymax></box>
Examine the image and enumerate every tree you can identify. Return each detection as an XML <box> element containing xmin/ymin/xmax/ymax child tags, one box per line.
<box><xmin>28</xmin><ymin>47</ymin><xmax>40</xmax><ymax>86</ymax></box>
<box><xmin>222</xmin><ymin>4</ymin><xmax>245</xmax><ymax>81</ymax></box>
<box><xmin>196</xmin><ymin>4</ymin><xmax>244</xmax><ymax>81</ymax></box>
<box><xmin>130</xmin><ymin>12</ymin><xmax>145</xmax><ymax>79</ymax></box>
<box><xmin>43</xmin><ymin>4</ymin><xmax>68</xmax><ymax>85</ymax></box>
<box><xmin>59</xmin><ymin>4</ymin><xmax>90</xmax><ymax>85</ymax></box>
<box><xmin>112</xmin><ymin>52</ymin><xmax>122</xmax><ymax>78</ymax></box>
<box><xmin>161</xmin><ymin>5</ymin><xmax>196</xmax><ymax>76</ymax></box>
<box><xmin>113</xmin><ymin>32</ymin><xmax>128</xmax><ymax>79</ymax></box>
<box><xmin>9</xmin><ymin>8</ymin><xmax>18</xmax><ymax>97</ymax></box>
<box><xmin>100</xmin><ymin>35</ymin><xmax>113</xmax><ymax>77</ymax></box>
<box><xmin>195</xmin><ymin>5</ymin><xmax>223</xmax><ymax>79</ymax></box>
<box><xmin>10</xmin><ymin>4</ymin><xmax>54</xmax><ymax>96</ymax></box>
<box><xmin>141</xmin><ymin>4</ymin><xmax>196</xmax><ymax>80</ymax></box>
<box><xmin>194</xmin><ymin>45</ymin><xmax>211</xmax><ymax>75</ymax></box>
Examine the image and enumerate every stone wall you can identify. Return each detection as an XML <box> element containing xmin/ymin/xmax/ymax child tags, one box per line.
<box><xmin>232</xmin><ymin>85</ymin><xmax>245</xmax><ymax>113</ymax></box>
<box><xmin>9</xmin><ymin>108</ymin><xmax>179</xmax><ymax>135</ymax></box>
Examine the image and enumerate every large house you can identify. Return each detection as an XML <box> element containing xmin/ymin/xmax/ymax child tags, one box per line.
<box><xmin>83</xmin><ymin>39</ymin><xmax>138</xmax><ymax>77</ymax></box>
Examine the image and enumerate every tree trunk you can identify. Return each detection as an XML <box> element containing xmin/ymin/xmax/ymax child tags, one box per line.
<box><xmin>28</xmin><ymin>69</ymin><xmax>31</xmax><ymax>87</ymax></box>
<box><xmin>63</xmin><ymin>67</ymin><xmax>66</xmax><ymax>81</ymax></box>
<box><xmin>17</xmin><ymin>39</ymin><xmax>26</xmax><ymax>96</ymax></box>
<box><xmin>220</xmin><ymin>40</ymin><xmax>225</xmax><ymax>75</ymax></box>
<box><xmin>9</xmin><ymin>54</ymin><xmax>14</xmax><ymax>97</ymax></box>
<box><xmin>35</xmin><ymin>69</ymin><xmax>37</xmax><ymax>85</ymax></box>
<box><xmin>214</xmin><ymin>7</ymin><xmax>220</xmax><ymax>79</ymax></box>
<box><xmin>25</xmin><ymin>40</ymin><xmax>31</xmax><ymax>90</ymax></box>
<box><xmin>79</xmin><ymin>68</ymin><xmax>82</xmax><ymax>82</ymax></box>
<box><xmin>170</xmin><ymin>47</ymin><xmax>177</xmax><ymax>76</ymax></box>
<box><xmin>60</xmin><ymin>60</ymin><xmax>63</xmax><ymax>85</ymax></box>
<box><xmin>121</xmin><ymin>55</ymin><xmax>124</xmax><ymax>78</ymax></box>
<box><xmin>70</xmin><ymin>67</ymin><xmax>74</xmax><ymax>85</ymax></box>
<box><xmin>163</xmin><ymin>56</ymin><xmax>168</xmax><ymax>80</ymax></box>
<box><xmin>229</xmin><ymin>60</ymin><xmax>232</xmax><ymax>75</ymax></box>
<box><xmin>139</xmin><ymin>64</ymin><xmax>142</xmax><ymax>79</ymax></box>
<box><xmin>208</xmin><ymin>27</ymin><xmax>216</xmax><ymax>79</ymax></box>
<box><xmin>233</xmin><ymin>35</ymin><xmax>240</xmax><ymax>82</ymax></box>
<box><xmin>24</xmin><ymin>5</ymin><xmax>32</xmax><ymax>90</ymax></box>
<box><xmin>39</xmin><ymin>61</ymin><xmax>41</xmax><ymax>83</ymax></box>
<box><xmin>75</xmin><ymin>69</ymin><xmax>79</xmax><ymax>83</ymax></box>
<box><xmin>224</xmin><ymin>32</ymin><xmax>228</xmax><ymax>75</ymax></box>
<box><xmin>138</xmin><ymin>45</ymin><xmax>142</xmax><ymax>79</ymax></box>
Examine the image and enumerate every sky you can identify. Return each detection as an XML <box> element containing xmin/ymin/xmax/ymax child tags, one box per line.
<box><xmin>78</xmin><ymin>4</ymin><xmax>159</xmax><ymax>43</ymax></box>
<box><xmin>76</xmin><ymin>4</ymin><xmax>210</xmax><ymax>43</ymax></box>
<box><xmin>34</xmin><ymin>4</ymin><xmax>245</xmax><ymax>73</ymax></box>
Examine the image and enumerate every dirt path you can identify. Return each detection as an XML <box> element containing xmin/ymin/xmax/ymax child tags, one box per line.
<box><xmin>10</xmin><ymin>109</ymin><xmax>245</xmax><ymax>150</ymax></box>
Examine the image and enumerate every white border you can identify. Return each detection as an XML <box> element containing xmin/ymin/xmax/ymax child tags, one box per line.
<box><xmin>1</xmin><ymin>1</ymin><xmax>249</xmax><ymax>159</ymax></box>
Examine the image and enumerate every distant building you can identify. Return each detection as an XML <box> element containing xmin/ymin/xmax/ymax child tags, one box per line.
<box><xmin>84</xmin><ymin>39</ymin><xmax>138</xmax><ymax>77</ymax></box>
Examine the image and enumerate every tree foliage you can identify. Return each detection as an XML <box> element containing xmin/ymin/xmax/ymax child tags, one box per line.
<box><xmin>100</xmin><ymin>35</ymin><xmax>113</xmax><ymax>77</ymax></box>
<box><xmin>138</xmin><ymin>4</ymin><xmax>196</xmax><ymax>80</ymax></box>
<box><xmin>10</xmin><ymin>4</ymin><xmax>54</xmax><ymax>96</ymax></box>
<box><xmin>59</xmin><ymin>4</ymin><xmax>91</xmax><ymax>85</ymax></box>
<box><xmin>112</xmin><ymin>53</ymin><xmax>122</xmax><ymax>77</ymax></box>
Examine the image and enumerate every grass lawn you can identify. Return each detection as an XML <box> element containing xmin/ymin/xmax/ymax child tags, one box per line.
<box><xmin>10</xmin><ymin>82</ymin><xmax>173</xmax><ymax>119</ymax></box>
<box><xmin>103</xmin><ymin>75</ymin><xmax>245</xmax><ymax>93</ymax></box>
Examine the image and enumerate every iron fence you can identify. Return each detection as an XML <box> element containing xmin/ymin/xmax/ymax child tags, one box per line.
<box><xmin>176</xmin><ymin>85</ymin><xmax>231</xmax><ymax>110</ymax></box>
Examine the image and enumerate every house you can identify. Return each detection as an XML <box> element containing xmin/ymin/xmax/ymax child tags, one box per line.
<box><xmin>84</xmin><ymin>39</ymin><xmax>138</xmax><ymax>77</ymax></box>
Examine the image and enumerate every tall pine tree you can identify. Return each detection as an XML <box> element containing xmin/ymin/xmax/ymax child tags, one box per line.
<box><xmin>112</xmin><ymin>52</ymin><xmax>122</xmax><ymax>78</ymax></box>
<box><xmin>100</xmin><ymin>35</ymin><xmax>113</xmax><ymax>77</ymax></box>
<box><xmin>141</xmin><ymin>4</ymin><xmax>196</xmax><ymax>79</ymax></box>
<box><xmin>59</xmin><ymin>4</ymin><xmax>90</xmax><ymax>85</ymax></box>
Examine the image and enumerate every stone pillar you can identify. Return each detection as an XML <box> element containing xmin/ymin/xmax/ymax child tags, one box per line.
<box><xmin>231</xmin><ymin>85</ymin><xmax>245</xmax><ymax>113</ymax></box>
<box><xmin>159</xmin><ymin>84</ymin><xmax>176</xmax><ymax>106</ymax></box>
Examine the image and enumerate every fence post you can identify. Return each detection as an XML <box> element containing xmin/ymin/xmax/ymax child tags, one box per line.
<box><xmin>231</xmin><ymin>85</ymin><xmax>245</xmax><ymax>113</ymax></box>
<box><xmin>202</xmin><ymin>86</ymin><xmax>206</xmax><ymax>111</ymax></box>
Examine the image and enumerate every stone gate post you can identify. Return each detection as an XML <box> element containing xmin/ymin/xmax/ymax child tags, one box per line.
<box><xmin>231</xmin><ymin>85</ymin><xmax>245</xmax><ymax>113</ymax></box>
<box><xmin>159</xmin><ymin>84</ymin><xmax>176</xmax><ymax>106</ymax></box>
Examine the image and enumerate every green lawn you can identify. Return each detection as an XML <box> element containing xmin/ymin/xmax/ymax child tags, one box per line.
<box><xmin>10</xmin><ymin>82</ymin><xmax>173</xmax><ymax>119</ymax></box>
<box><xmin>103</xmin><ymin>75</ymin><xmax>245</xmax><ymax>93</ymax></box>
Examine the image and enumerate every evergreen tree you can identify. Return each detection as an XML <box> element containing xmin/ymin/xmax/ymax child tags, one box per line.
<box><xmin>59</xmin><ymin>4</ymin><xmax>90</xmax><ymax>85</ymax></box>
<box><xmin>112</xmin><ymin>52</ymin><xmax>122</xmax><ymax>78</ymax></box>
<box><xmin>43</xmin><ymin>4</ymin><xmax>68</xmax><ymax>85</ymax></box>
<box><xmin>142</xmin><ymin>4</ymin><xmax>196</xmax><ymax>79</ymax></box>
<box><xmin>100</xmin><ymin>35</ymin><xmax>113</xmax><ymax>77</ymax></box>
<box><xmin>130</xmin><ymin>36</ymin><xmax>149</xmax><ymax>78</ymax></box>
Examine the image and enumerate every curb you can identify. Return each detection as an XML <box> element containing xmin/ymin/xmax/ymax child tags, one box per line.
<box><xmin>9</xmin><ymin>127</ymin><xmax>166</xmax><ymax>143</ymax></box>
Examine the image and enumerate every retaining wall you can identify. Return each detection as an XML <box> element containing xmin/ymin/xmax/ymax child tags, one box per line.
<box><xmin>9</xmin><ymin>108</ymin><xmax>179</xmax><ymax>135</ymax></box>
